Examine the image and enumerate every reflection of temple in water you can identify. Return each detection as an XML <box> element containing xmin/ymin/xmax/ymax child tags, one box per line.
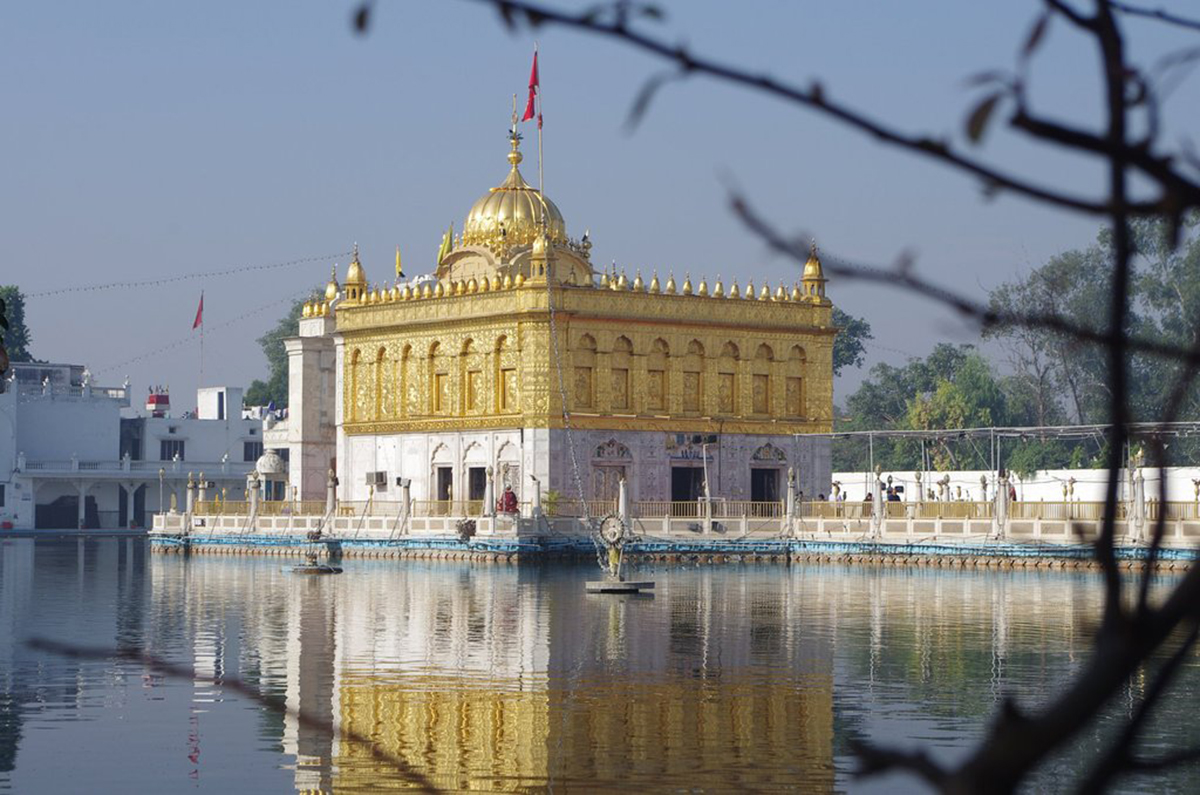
<box><xmin>150</xmin><ymin>556</ymin><xmax>1143</xmax><ymax>793</ymax></box>
<box><xmin>158</xmin><ymin>559</ymin><xmax>838</xmax><ymax>792</ymax></box>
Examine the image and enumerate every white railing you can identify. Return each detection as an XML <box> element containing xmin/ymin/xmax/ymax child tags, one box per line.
<box><xmin>19</xmin><ymin>459</ymin><xmax>252</xmax><ymax>476</ymax></box>
<box><xmin>16</xmin><ymin>384</ymin><xmax>128</xmax><ymax>401</ymax></box>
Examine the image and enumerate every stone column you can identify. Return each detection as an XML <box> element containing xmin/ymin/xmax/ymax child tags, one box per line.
<box><xmin>400</xmin><ymin>479</ymin><xmax>412</xmax><ymax>535</ymax></box>
<box><xmin>125</xmin><ymin>482</ymin><xmax>139</xmax><ymax>529</ymax></box>
<box><xmin>197</xmin><ymin>473</ymin><xmax>208</xmax><ymax>505</ymax></box>
<box><xmin>871</xmin><ymin>468</ymin><xmax>884</xmax><ymax>539</ymax></box>
<box><xmin>76</xmin><ymin>481</ymin><xmax>90</xmax><ymax>529</ymax></box>
<box><xmin>249</xmin><ymin>472</ymin><xmax>260</xmax><ymax>516</ymax></box>
<box><xmin>326</xmin><ymin>469</ymin><xmax>338</xmax><ymax>516</ymax></box>
<box><xmin>530</xmin><ymin>475</ymin><xmax>542</xmax><ymax>518</ymax></box>
<box><xmin>618</xmin><ymin>476</ymin><xmax>629</xmax><ymax>526</ymax></box>
<box><xmin>785</xmin><ymin>467</ymin><xmax>796</xmax><ymax>536</ymax></box>
<box><xmin>483</xmin><ymin>466</ymin><xmax>495</xmax><ymax>518</ymax></box>
<box><xmin>185</xmin><ymin>473</ymin><xmax>196</xmax><ymax>515</ymax></box>
<box><xmin>995</xmin><ymin>472</ymin><xmax>1009</xmax><ymax>540</ymax></box>
<box><xmin>1133</xmin><ymin>468</ymin><xmax>1146</xmax><ymax>543</ymax></box>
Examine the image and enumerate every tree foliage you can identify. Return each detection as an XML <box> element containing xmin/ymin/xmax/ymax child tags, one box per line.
<box><xmin>0</xmin><ymin>286</ymin><xmax>34</xmax><ymax>363</ymax></box>
<box><xmin>244</xmin><ymin>296</ymin><xmax>307</xmax><ymax>409</ymax></box>
<box><xmin>831</xmin><ymin>306</ymin><xmax>872</xmax><ymax>376</ymax></box>
<box><xmin>987</xmin><ymin>216</ymin><xmax>1200</xmax><ymax>427</ymax></box>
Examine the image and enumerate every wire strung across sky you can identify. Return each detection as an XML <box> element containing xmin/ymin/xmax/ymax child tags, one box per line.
<box><xmin>802</xmin><ymin>422</ymin><xmax>1200</xmax><ymax>441</ymax></box>
<box><xmin>92</xmin><ymin>290</ymin><xmax>310</xmax><ymax>376</ymax></box>
<box><xmin>25</xmin><ymin>251</ymin><xmax>351</xmax><ymax>298</ymax></box>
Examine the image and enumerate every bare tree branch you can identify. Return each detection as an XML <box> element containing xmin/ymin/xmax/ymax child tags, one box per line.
<box><xmin>1112</xmin><ymin>1</ymin><xmax>1200</xmax><ymax>32</ymax></box>
<box><xmin>465</xmin><ymin>0</ymin><xmax>1191</xmax><ymax>217</ymax></box>
<box><xmin>25</xmin><ymin>637</ymin><xmax>439</xmax><ymax>793</ymax></box>
<box><xmin>1076</xmin><ymin>622</ymin><xmax>1200</xmax><ymax>793</ymax></box>
<box><xmin>726</xmin><ymin>190</ymin><xmax>1200</xmax><ymax>370</ymax></box>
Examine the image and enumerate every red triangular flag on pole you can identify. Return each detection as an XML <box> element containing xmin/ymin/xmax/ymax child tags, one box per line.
<box><xmin>192</xmin><ymin>292</ymin><xmax>204</xmax><ymax>329</ymax></box>
<box><xmin>521</xmin><ymin>50</ymin><xmax>539</xmax><ymax>123</ymax></box>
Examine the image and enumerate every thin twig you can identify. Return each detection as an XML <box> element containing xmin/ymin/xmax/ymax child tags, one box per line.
<box><xmin>25</xmin><ymin>638</ymin><xmax>440</xmax><ymax>793</ymax></box>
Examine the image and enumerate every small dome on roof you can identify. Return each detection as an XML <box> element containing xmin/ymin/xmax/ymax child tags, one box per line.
<box><xmin>256</xmin><ymin>450</ymin><xmax>286</xmax><ymax>477</ymax></box>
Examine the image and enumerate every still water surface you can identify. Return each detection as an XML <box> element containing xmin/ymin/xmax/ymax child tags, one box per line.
<box><xmin>1</xmin><ymin>537</ymin><xmax>1198</xmax><ymax>793</ymax></box>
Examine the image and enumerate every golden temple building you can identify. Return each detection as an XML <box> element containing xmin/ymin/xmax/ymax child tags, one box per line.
<box><xmin>282</xmin><ymin>128</ymin><xmax>834</xmax><ymax>509</ymax></box>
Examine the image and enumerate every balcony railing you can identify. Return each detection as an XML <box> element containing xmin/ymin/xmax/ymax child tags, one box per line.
<box><xmin>21</xmin><ymin>458</ymin><xmax>252</xmax><ymax>476</ymax></box>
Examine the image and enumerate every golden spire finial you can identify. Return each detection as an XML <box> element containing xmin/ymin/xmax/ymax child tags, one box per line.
<box><xmin>730</xmin><ymin>280</ymin><xmax>740</xmax><ymax>298</ymax></box>
<box><xmin>507</xmin><ymin>125</ymin><xmax>524</xmax><ymax>168</ymax></box>
<box><xmin>713</xmin><ymin>275</ymin><xmax>724</xmax><ymax>298</ymax></box>
<box><xmin>649</xmin><ymin>270</ymin><xmax>660</xmax><ymax>293</ymax></box>
<box><xmin>633</xmin><ymin>269</ymin><xmax>644</xmax><ymax>291</ymax></box>
<box><xmin>682</xmin><ymin>272</ymin><xmax>693</xmax><ymax>295</ymax></box>
<box><xmin>665</xmin><ymin>272</ymin><xmax>677</xmax><ymax>294</ymax></box>
<box><xmin>395</xmin><ymin>245</ymin><xmax>404</xmax><ymax>281</ymax></box>
<box><xmin>352</xmin><ymin>241</ymin><xmax>360</xmax><ymax>263</ymax></box>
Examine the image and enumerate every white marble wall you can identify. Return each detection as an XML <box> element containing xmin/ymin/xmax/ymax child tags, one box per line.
<box><xmin>338</xmin><ymin>426</ymin><xmax>831</xmax><ymax>506</ymax></box>
<box><xmin>547</xmin><ymin>429</ymin><xmax>831</xmax><ymax>502</ymax></box>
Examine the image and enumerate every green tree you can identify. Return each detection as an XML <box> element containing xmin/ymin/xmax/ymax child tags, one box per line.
<box><xmin>831</xmin><ymin>306</ymin><xmax>872</xmax><ymax>376</ymax></box>
<box><xmin>905</xmin><ymin>354</ymin><xmax>1006</xmax><ymax>468</ymax></box>
<box><xmin>0</xmin><ymin>286</ymin><xmax>34</xmax><ymax>363</ymax></box>
<box><xmin>987</xmin><ymin>216</ymin><xmax>1200</xmax><ymax>429</ymax></box>
<box><xmin>834</xmin><ymin>343</ymin><xmax>983</xmax><ymax>471</ymax></box>
<box><xmin>245</xmin><ymin>296</ymin><xmax>308</xmax><ymax>409</ymax></box>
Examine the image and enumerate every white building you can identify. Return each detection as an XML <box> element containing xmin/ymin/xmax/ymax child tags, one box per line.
<box><xmin>0</xmin><ymin>364</ymin><xmax>260</xmax><ymax>530</ymax></box>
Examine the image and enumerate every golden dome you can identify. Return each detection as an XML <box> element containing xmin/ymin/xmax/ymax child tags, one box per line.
<box><xmin>345</xmin><ymin>244</ymin><xmax>367</xmax><ymax>289</ymax></box>
<box><xmin>649</xmin><ymin>272</ymin><xmax>660</xmax><ymax>293</ymax></box>
<box><xmin>803</xmin><ymin>240</ymin><xmax>826</xmax><ymax>281</ymax></box>
<box><xmin>462</xmin><ymin>134</ymin><xmax>568</xmax><ymax>253</ymax></box>
<box><xmin>324</xmin><ymin>265</ymin><xmax>340</xmax><ymax>301</ymax></box>
<box><xmin>729</xmin><ymin>281</ymin><xmax>740</xmax><ymax>298</ymax></box>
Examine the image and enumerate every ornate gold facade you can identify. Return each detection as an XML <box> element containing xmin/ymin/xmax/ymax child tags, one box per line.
<box><xmin>307</xmin><ymin>132</ymin><xmax>836</xmax><ymax>439</ymax></box>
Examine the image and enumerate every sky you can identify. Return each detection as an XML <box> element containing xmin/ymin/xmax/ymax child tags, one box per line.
<box><xmin>2</xmin><ymin>1</ymin><xmax>1196</xmax><ymax>411</ymax></box>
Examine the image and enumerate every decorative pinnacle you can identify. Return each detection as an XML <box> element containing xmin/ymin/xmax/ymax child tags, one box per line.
<box><xmin>352</xmin><ymin>241</ymin><xmax>360</xmax><ymax>262</ymax></box>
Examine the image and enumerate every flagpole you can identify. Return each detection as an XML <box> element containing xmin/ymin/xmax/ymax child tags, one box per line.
<box><xmin>198</xmin><ymin>291</ymin><xmax>205</xmax><ymax>389</ymax></box>
<box><xmin>535</xmin><ymin>41</ymin><xmax>544</xmax><ymax>198</ymax></box>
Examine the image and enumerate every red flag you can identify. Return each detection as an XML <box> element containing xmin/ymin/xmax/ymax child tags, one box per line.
<box><xmin>192</xmin><ymin>292</ymin><xmax>204</xmax><ymax>330</ymax></box>
<box><xmin>521</xmin><ymin>49</ymin><xmax>540</xmax><ymax>128</ymax></box>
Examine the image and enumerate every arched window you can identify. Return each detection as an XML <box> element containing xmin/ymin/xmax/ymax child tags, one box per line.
<box><xmin>647</xmin><ymin>338</ymin><xmax>669</xmax><ymax>412</ymax></box>
<box><xmin>461</xmin><ymin>338</ymin><xmax>481</xmax><ymax>414</ymax></box>
<box><xmin>683</xmin><ymin>340</ymin><xmax>704</xmax><ymax>413</ymax></box>
<box><xmin>374</xmin><ymin>347</ymin><xmax>387</xmax><ymax>420</ymax></box>
<box><xmin>717</xmin><ymin>341</ymin><xmax>739</xmax><ymax>414</ymax></box>
<box><xmin>752</xmin><ymin>343</ymin><xmax>773</xmax><ymax>415</ymax></box>
<box><xmin>398</xmin><ymin>344</ymin><xmax>412</xmax><ymax>417</ymax></box>
<box><xmin>611</xmin><ymin>336</ymin><xmax>633</xmax><ymax>411</ymax></box>
<box><xmin>786</xmin><ymin>345</ymin><xmax>807</xmax><ymax>418</ymax></box>
<box><xmin>574</xmin><ymin>334</ymin><xmax>596</xmax><ymax>409</ymax></box>
<box><xmin>428</xmin><ymin>342</ymin><xmax>448</xmax><ymax>415</ymax></box>
<box><xmin>495</xmin><ymin>335</ymin><xmax>517</xmax><ymax>412</ymax></box>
